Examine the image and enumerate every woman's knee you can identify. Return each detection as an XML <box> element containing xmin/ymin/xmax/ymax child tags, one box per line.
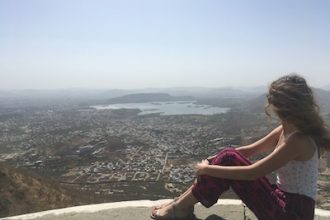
<box><xmin>212</xmin><ymin>147</ymin><xmax>247</xmax><ymax>166</ymax></box>
<box><xmin>219</xmin><ymin>147</ymin><xmax>236</xmax><ymax>153</ymax></box>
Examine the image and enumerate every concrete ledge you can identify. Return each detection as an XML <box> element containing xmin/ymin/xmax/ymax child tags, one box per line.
<box><xmin>1</xmin><ymin>199</ymin><xmax>330</xmax><ymax>220</ymax></box>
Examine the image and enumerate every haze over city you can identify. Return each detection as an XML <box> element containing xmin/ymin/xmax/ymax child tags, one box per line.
<box><xmin>1</xmin><ymin>0</ymin><xmax>330</xmax><ymax>90</ymax></box>
<box><xmin>3</xmin><ymin>1</ymin><xmax>330</xmax><ymax>219</ymax></box>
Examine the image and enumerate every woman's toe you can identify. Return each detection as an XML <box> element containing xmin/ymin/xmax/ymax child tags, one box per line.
<box><xmin>151</xmin><ymin>208</ymin><xmax>163</xmax><ymax>219</ymax></box>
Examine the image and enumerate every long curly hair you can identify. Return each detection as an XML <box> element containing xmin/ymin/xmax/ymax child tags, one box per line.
<box><xmin>265</xmin><ymin>74</ymin><xmax>330</xmax><ymax>155</ymax></box>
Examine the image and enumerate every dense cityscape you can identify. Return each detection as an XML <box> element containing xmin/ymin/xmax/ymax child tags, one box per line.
<box><xmin>0</xmin><ymin>94</ymin><xmax>330</xmax><ymax>209</ymax></box>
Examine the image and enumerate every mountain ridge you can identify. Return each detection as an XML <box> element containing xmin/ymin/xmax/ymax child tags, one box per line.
<box><xmin>106</xmin><ymin>93</ymin><xmax>195</xmax><ymax>104</ymax></box>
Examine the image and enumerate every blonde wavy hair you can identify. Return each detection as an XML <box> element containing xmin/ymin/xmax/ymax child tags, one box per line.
<box><xmin>265</xmin><ymin>74</ymin><xmax>330</xmax><ymax>155</ymax></box>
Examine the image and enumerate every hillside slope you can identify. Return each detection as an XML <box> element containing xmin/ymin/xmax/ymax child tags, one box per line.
<box><xmin>0</xmin><ymin>163</ymin><xmax>76</xmax><ymax>217</ymax></box>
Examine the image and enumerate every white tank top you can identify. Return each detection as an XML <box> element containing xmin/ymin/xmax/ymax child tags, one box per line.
<box><xmin>276</xmin><ymin>133</ymin><xmax>319</xmax><ymax>200</ymax></box>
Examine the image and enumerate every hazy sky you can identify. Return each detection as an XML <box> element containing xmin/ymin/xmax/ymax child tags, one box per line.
<box><xmin>1</xmin><ymin>0</ymin><xmax>329</xmax><ymax>90</ymax></box>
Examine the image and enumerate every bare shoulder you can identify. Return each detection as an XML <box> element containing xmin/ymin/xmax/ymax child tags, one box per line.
<box><xmin>268</xmin><ymin>125</ymin><xmax>283</xmax><ymax>141</ymax></box>
<box><xmin>271</xmin><ymin>125</ymin><xmax>283</xmax><ymax>137</ymax></box>
<box><xmin>287</xmin><ymin>132</ymin><xmax>316</xmax><ymax>161</ymax></box>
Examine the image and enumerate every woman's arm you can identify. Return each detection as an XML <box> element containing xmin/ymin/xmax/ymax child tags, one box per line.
<box><xmin>196</xmin><ymin>133</ymin><xmax>306</xmax><ymax>181</ymax></box>
<box><xmin>206</xmin><ymin>126</ymin><xmax>282</xmax><ymax>161</ymax></box>
<box><xmin>236</xmin><ymin>125</ymin><xmax>282</xmax><ymax>158</ymax></box>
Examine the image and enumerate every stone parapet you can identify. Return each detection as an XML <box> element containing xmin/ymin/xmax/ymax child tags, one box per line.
<box><xmin>2</xmin><ymin>199</ymin><xmax>330</xmax><ymax>220</ymax></box>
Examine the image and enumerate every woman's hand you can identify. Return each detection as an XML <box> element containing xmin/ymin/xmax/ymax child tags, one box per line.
<box><xmin>207</xmin><ymin>154</ymin><xmax>217</xmax><ymax>161</ymax></box>
<box><xmin>195</xmin><ymin>159</ymin><xmax>210</xmax><ymax>176</ymax></box>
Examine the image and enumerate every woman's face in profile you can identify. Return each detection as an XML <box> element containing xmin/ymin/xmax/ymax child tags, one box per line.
<box><xmin>267</xmin><ymin>101</ymin><xmax>281</xmax><ymax>119</ymax></box>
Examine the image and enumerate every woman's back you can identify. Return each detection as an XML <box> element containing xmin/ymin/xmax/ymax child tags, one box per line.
<box><xmin>276</xmin><ymin>132</ymin><xmax>319</xmax><ymax>200</ymax></box>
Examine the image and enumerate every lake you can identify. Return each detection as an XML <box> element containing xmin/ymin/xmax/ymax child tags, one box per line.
<box><xmin>92</xmin><ymin>101</ymin><xmax>229</xmax><ymax>116</ymax></box>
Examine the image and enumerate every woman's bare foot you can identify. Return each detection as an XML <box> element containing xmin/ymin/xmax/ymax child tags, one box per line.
<box><xmin>151</xmin><ymin>186</ymin><xmax>197</xmax><ymax>219</ymax></box>
<box><xmin>151</xmin><ymin>202</ymin><xmax>193</xmax><ymax>220</ymax></box>
<box><xmin>152</xmin><ymin>198</ymin><xmax>177</xmax><ymax>211</ymax></box>
<box><xmin>152</xmin><ymin>186</ymin><xmax>194</xmax><ymax>211</ymax></box>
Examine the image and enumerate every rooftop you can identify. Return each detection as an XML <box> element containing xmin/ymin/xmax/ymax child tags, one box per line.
<box><xmin>2</xmin><ymin>199</ymin><xmax>330</xmax><ymax>220</ymax></box>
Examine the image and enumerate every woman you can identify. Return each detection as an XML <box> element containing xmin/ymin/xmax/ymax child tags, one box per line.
<box><xmin>151</xmin><ymin>74</ymin><xmax>330</xmax><ymax>220</ymax></box>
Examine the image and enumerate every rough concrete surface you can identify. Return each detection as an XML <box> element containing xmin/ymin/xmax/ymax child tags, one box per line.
<box><xmin>2</xmin><ymin>199</ymin><xmax>330</xmax><ymax>220</ymax></box>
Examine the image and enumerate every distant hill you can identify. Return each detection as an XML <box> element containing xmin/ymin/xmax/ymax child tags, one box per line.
<box><xmin>314</xmin><ymin>88</ymin><xmax>330</xmax><ymax>113</ymax></box>
<box><xmin>242</xmin><ymin>88</ymin><xmax>330</xmax><ymax>114</ymax></box>
<box><xmin>243</xmin><ymin>94</ymin><xmax>267</xmax><ymax>113</ymax></box>
<box><xmin>0</xmin><ymin>163</ymin><xmax>79</xmax><ymax>217</ymax></box>
<box><xmin>2</xmin><ymin>87</ymin><xmax>329</xmax><ymax>111</ymax></box>
<box><xmin>106</xmin><ymin>93</ymin><xmax>195</xmax><ymax>104</ymax></box>
<box><xmin>322</xmin><ymin>86</ymin><xmax>330</xmax><ymax>91</ymax></box>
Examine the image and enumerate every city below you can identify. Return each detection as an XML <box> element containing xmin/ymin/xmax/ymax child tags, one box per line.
<box><xmin>1</xmin><ymin>89</ymin><xmax>330</xmax><ymax>215</ymax></box>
